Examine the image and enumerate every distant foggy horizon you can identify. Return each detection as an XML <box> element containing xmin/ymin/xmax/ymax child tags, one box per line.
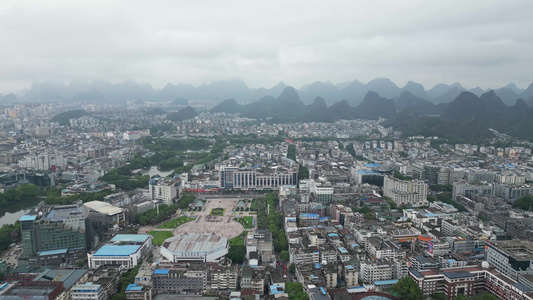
<box><xmin>1</xmin><ymin>0</ymin><xmax>532</xmax><ymax>94</ymax></box>
<box><xmin>3</xmin><ymin>77</ymin><xmax>532</xmax><ymax>97</ymax></box>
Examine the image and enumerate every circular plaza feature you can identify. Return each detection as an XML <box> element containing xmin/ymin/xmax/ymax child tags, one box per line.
<box><xmin>160</xmin><ymin>233</ymin><xmax>228</xmax><ymax>262</ymax></box>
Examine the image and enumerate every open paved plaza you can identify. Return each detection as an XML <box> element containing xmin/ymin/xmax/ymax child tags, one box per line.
<box><xmin>173</xmin><ymin>197</ymin><xmax>255</xmax><ymax>239</ymax></box>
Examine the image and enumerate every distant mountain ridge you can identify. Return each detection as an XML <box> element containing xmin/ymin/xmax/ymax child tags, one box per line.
<box><xmin>4</xmin><ymin>78</ymin><xmax>532</xmax><ymax>108</ymax></box>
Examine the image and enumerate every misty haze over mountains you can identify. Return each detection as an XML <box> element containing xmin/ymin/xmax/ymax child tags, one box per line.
<box><xmin>2</xmin><ymin>78</ymin><xmax>533</xmax><ymax>107</ymax></box>
<box><xmin>5</xmin><ymin>77</ymin><xmax>533</xmax><ymax>141</ymax></box>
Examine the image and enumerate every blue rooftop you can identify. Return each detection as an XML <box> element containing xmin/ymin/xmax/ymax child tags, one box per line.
<box><xmin>126</xmin><ymin>284</ymin><xmax>143</xmax><ymax>291</ymax></box>
<box><xmin>38</xmin><ymin>248</ymin><xmax>68</xmax><ymax>256</ymax></box>
<box><xmin>319</xmin><ymin>217</ymin><xmax>329</xmax><ymax>221</ymax></box>
<box><xmin>345</xmin><ymin>265</ymin><xmax>354</xmax><ymax>270</ymax></box>
<box><xmin>270</xmin><ymin>285</ymin><xmax>283</xmax><ymax>295</ymax></box>
<box><xmin>153</xmin><ymin>269</ymin><xmax>170</xmax><ymax>275</ymax></box>
<box><xmin>314</xmin><ymin>263</ymin><xmax>321</xmax><ymax>269</ymax></box>
<box><xmin>374</xmin><ymin>279</ymin><xmax>399</xmax><ymax>285</ymax></box>
<box><xmin>365</xmin><ymin>163</ymin><xmax>380</xmax><ymax>168</ymax></box>
<box><xmin>300</xmin><ymin>213</ymin><xmax>319</xmax><ymax>218</ymax></box>
<box><xmin>111</xmin><ymin>234</ymin><xmax>149</xmax><ymax>244</ymax></box>
<box><xmin>94</xmin><ymin>245</ymin><xmax>141</xmax><ymax>256</ymax></box>
<box><xmin>328</xmin><ymin>233</ymin><xmax>339</xmax><ymax>237</ymax></box>
<box><xmin>20</xmin><ymin>215</ymin><xmax>37</xmax><ymax>221</ymax></box>
<box><xmin>338</xmin><ymin>247</ymin><xmax>348</xmax><ymax>254</ymax></box>
<box><xmin>357</xmin><ymin>170</ymin><xmax>380</xmax><ymax>174</ymax></box>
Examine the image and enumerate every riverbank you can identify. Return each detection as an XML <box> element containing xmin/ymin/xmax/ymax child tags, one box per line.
<box><xmin>0</xmin><ymin>197</ymin><xmax>42</xmax><ymax>227</ymax></box>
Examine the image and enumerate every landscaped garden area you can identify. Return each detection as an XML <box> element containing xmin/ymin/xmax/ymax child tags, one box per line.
<box><xmin>149</xmin><ymin>231</ymin><xmax>174</xmax><ymax>245</ymax></box>
<box><xmin>210</xmin><ymin>207</ymin><xmax>226</xmax><ymax>216</ymax></box>
<box><xmin>234</xmin><ymin>216</ymin><xmax>254</xmax><ymax>229</ymax></box>
<box><xmin>228</xmin><ymin>231</ymin><xmax>247</xmax><ymax>246</ymax></box>
<box><xmin>157</xmin><ymin>216</ymin><xmax>196</xmax><ymax>229</ymax></box>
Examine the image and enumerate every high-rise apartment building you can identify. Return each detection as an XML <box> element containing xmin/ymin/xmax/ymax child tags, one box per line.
<box><xmin>383</xmin><ymin>175</ymin><xmax>428</xmax><ymax>206</ymax></box>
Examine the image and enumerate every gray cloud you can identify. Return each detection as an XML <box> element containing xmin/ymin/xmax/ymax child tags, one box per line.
<box><xmin>0</xmin><ymin>0</ymin><xmax>532</xmax><ymax>94</ymax></box>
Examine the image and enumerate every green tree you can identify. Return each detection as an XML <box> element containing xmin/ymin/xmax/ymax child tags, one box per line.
<box><xmin>453</xmin><ymin>295</ymin><xmax>469</xmax><ymax>300</ymax></box>
<box><xmin>298</xmin><ymin>165</ymin><xmax>309</xmax><ymax>180</ymax></box>
<box><xmin>285</xmin><ymin>282</ymin><xmax>309</xmax><ymax>300</ymax></box>
<box><xmin>346</xmin><ymin>143</ymin><xmax>356</xmax><ymax>157</ymax></box>
<box><xmin>431</xmin><ymin>293</ymin><xmax>446</xmax><ymax>300</ymax></box>
<box><xmin>280</xmin><ymin>250</ymin><xmax>289</xmax><ymax>261</ymax></box>
<box><xmin>363</xmin><ymin>212</ymin><xmax>375</xmax><ymax>220</ymax></box>
<box><xmin>111</xmin><ymin>265</ymin><xmax>139</xmax><ymax>300</ymax></box>
<box><xmin>289</xmin><ymin>263</ymin><xmax>296</xmax><ymax>273</ymax></box>
<box><xmin>515</xmin><ymin>195</ymin><xmax>533</xmax><ymax>211</ymax></box>
<box><xmin>287</xmin><ymin>144</ymin><xmax>296</xmax><ymax>161</ymax></box>
<box><xmin>227</xmin><ymin>245</ymin><xmax>246</xmax><ymax>264</ymax></box>
<box><xmin>390</xmin><ymin>276</ymin><xmax>424</xmax><ymax>300</ymax></box>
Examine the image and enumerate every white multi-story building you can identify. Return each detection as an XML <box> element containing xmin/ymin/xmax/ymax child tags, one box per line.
<box><xmin>359</xmin><ymin>259</ymin><xmax>393</xmax><ymax>283</ymax></box>
<box><xmin>88</xmin><ymin>234</ymin><xmax>152</xmax><ymax>269</ymax></box>
<box><xmin>299</xmin><ymin>179</ymin><xmax>334</xmax><ymax>203</ymax></box>
<box><xmin>365</xmin><ymin>237</ymin><xmax>405</xmax><ymax>259</ymax></box>
<box><xmin>486</xmin><ymin>240</ymin><xmax>533</xmax><ymax>280</ymax></box>
<box><xmin>452</xmin><ymin>181</ymin><xmax>494</xmax><ymax>199</ymax></box>
<box><xmin>71</xmin><ymin>283</ymin><xmax>105</xmax><ymax>300</ymax></box>
<box><xmin>123</xmin><ymin>131</ymin><xmax>141</xmax><ymax>140</ymax></box>
<box><xmin>289</xmin><ymin>244</ymin><xmax>320</xmax><ymax>265</ymax></box>
<box><xmin>18</xmin><ymin>153</ymin><xmax>69</xmax><ymax>170</ymax></box>
<box><xmin>383</xmin><ymin>175</ymin><xmax>428</xmax><ymax>206</ymax></box>
<box><xmin>344</xmin><ymin>265</ymin><xmax>358</xmax><ymax>288</ymax></box>
<box><xmin>219</xmin><ymin>166</ymin><xmax>298</xmax><ymax>190</ymax></box>
<box><xmin>148</xmin><ymin>176</ymin><xmax>181</xmax><ymax>205</ymax></box>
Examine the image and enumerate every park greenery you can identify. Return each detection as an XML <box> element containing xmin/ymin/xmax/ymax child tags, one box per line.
<box><xmin>285</xmin><ymin>282</ymin><xmax>309</xmax><ymax>300</ymax></box>
<box><xmin>110</xmin><ymin>265</ymin><xmax>140</xmax><ymax>300</ymax></box>
<box><xmin>228</xmin><ymin>194</ymin><xmax>288</xmax><ymax>264</ymax></box>
<box><xmin>234</xmin><ymin>216</ymin><xmax>254</xmax><ymax>229</ymax></box>
<box><xmin>134</xmin><ymin>194</ymin><xmax>196</xmax><ymax>225</ymax></box>
<box><xmin>139</xmin><ymin>136</ymin><xmax>211</xmax><ymax>153</ymax></box>
<box><xmin>287</xmin><ymin>144</ymin><xmax>296</xmax><ymax>161</ymax></box>
<box><xmin>149</xmin><ymin>231</ymin><xmax>174</xmax><ymax>246</ymax></box>
<box><xmin>390</xmin><ymin>276</ymin><xmax>424</xmax><ymax>300</ymax></box>
<box><xmin>98</xmin><ymin>137</ymin><xmax>221</xmax><ymax>189</ymax></box>
<box><xmin>394</xmin><ymin>172</ymin><xmax>413</xmax><ymax>181</ymax></box>
<box><xmin>216</xmin><ymin>134</ymin><xmax>284</xmax><ymax>146</ymax></box>
<box><xmin>227</xmin><ymin>230</ymin><xmax>248</xmax><ymax>264</ymax></box>
<box><xmin>44</xmin><ymin>188</ymin><xmax>115</xmax><ymax>205</ymax></box>
<box><xmin>0</xmin><ymin>183</ymin><xmax>115</xmax><ymax>207</ymax></box>
<box><xmin>157</xmin><ymin>216</ymin><xmax>195</xmax><ymax>229</ymax></box>
<box><xmin>298</xmin><ymin>165</ymin><xmax>309</xmax><ymax>180</ymax></box>
<box><xmin>229</xmin><ymin>231</ymin><xmax>246</xmax><ymax>246</ymax></box>
<box><xmin>0</xmin><ymin>222</ymin><xmax>21</xmax><ymax>251</ymax></box>
<box><xmin>515</xmin><ymin>194</ymin><xmax>533</xmax><ymax>211</ymax></box>
<box><xmin>100</xmin><ymin>170</ymin><xmax>150</xmax><ymax>190</ymax></box>
<box><xmin>50</xmin><ymin>109</ymin><xmax>88</xmax><ymax>126</ymax></box>
<box><xmin>0</xmin><ymin>184</ymin><xmax>41</xmax><ymax>207</ymax></box>
<box><xmin>255</xmin><ymin>193</ymin><xmax>288</xmax><ymax>252</ymax></box>
<box><xmin>227</xmin><ymin>244</ymin><xmax>246</xmax><ymax>264</ymax></box>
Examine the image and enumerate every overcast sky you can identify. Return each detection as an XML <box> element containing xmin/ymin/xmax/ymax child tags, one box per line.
<box><xmin>1</xmin><ymin>0</ymin><xmax>532</xmax><ymax>94</ymax></box>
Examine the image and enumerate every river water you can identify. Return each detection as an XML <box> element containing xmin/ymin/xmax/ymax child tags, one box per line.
<box><xmin>0</xmin><ymin>198</ymin><xmax>42</xmax><ymax>227</ymax></box>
